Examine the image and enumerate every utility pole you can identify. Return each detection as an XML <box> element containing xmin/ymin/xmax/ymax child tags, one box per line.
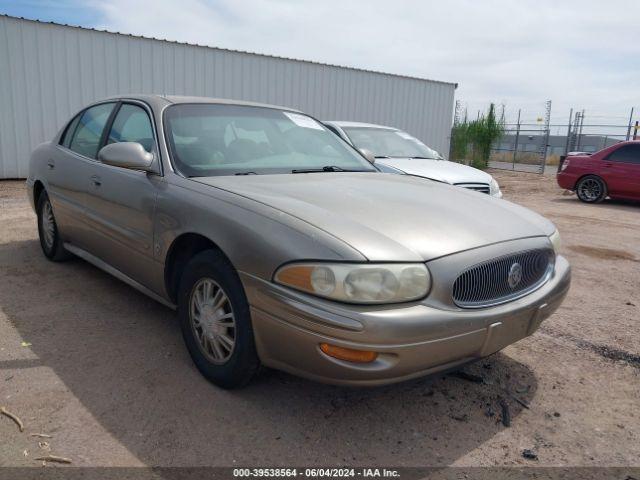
<box><xmin>512</xmin><ymin>109</ymin><xmax>521</xmax><ymax>170</ymax></box>
<box><xmin>567</xmin><ymin>110</ymin><xmax>582</xmax><ymax>153</ymax></box>
<box><xmin>538</xmin><ymin>100</ymin><xmax>552</xmax><ymax>174</ymax></box>
<box><xmin>564</xmin><ymin>108</ymin><xmax>573</xmax><ymax>156</ymax></box>
<box><xmin>626</xmin><ymin>107</ymin><xmax>635</xmax><ymax>141</ymax></box>
<box><xmin>576</xmin><ymin>110</ymin><xmax>585</xmax><ymax>150</ymax></box>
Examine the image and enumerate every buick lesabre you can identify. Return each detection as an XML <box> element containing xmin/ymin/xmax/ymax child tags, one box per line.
<box><xmin>27</xmin><ymin>95</ymin><xmax>570</xmax><ymax>388</ymax></box>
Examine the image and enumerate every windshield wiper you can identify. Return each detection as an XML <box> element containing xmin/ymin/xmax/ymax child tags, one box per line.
<box><xmin>374</xmin><ymin>155</ymin><xmax>390</xmax><ymax>159</ymax></box>
<box><xmin>292</xmin><ymin>166</ymin><xmax>364</xmax><ymax>173</ymax></box>
<box><xmin>234</xmin><ymin>171</ymin><xmax>258</xmax><ymax>175</ymax></box>
<box><xmin>409</xmin><ymin>156</ymin><xmax>438</xmax><ymax>160</ymax></box>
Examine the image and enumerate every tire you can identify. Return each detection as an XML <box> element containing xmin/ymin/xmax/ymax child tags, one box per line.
<box><xmin>575</xmin><ymin>175</ymin><xmax>607</xmax><ymax>203</ymax></box>
<box><xmin>177</xmin><ymin>250</ymin><xmax>260</xmax><ymax>389</ymax></box>
<box><xmin>36</xmin><ymin>191</ymin><xmax>72</xmax><ymax>261</ymax></box>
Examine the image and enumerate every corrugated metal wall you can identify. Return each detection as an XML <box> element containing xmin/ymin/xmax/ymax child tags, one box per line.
<box><xmin>0</xmin><ymin>15</ymin><xmax>456</xmax><ymax>179</ymax></box>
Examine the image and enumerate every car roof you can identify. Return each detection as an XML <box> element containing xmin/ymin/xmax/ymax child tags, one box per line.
<box><xmin>324</xmin><ymin>120</ymin><xmax>399</xmax><ymax>131</ymax></box>
<box><xmin>102</xmin><ymin>94</ymin><xmax>301</xmax><ymax>113</ymax></box>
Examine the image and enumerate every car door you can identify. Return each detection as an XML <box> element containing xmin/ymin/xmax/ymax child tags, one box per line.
<box><xmin>82</xmin><ymin>101</ymin><xmax>165</xmax><ymax>294</ymax></box>
<box><xmin>601</xmin><ymin>144</ymin><xmax>640</xmax><ymax>199</ymax></box>
<box><xmin>47</xmin><ymin>102</ymin><xmax>117</xmax><ymax>248</ymax></box>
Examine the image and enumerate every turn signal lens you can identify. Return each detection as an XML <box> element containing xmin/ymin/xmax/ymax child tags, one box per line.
<box><xmin>275</xmin><ymin>265</ymin><xmax>314</xmax><ymax>291</ymax></box>
<box><xmin>319</xmin><ymin>343</ymin><xmax>378</xmax><ymax>363</ymax></box>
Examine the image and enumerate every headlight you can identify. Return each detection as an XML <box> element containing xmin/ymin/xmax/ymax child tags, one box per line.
<box><xmin>549</xmin><ymin>229</ymin><xmax>561</xmax><ymax>252</ymax></box>
<box><xmin>489</xmin><ymin>178</ymin><xmax>501</xmax><ymax>197</ymax></box>
<box><xmin>274</xmin><ymin>263</ymin><xmax>431</xmax><ymax>304</ymax></box>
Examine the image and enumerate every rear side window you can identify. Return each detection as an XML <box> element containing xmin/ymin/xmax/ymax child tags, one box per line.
<box><xmin>607</xmin><ymin>144</ymin><xmax>640</xmax><ymax>164</ymax></box>
<box><xmin>107</xmin><ymin>104</ymin><xmax>155</xmax><ymax>152</ymax></box>
<box><xmin>68</xmin><ymin>103</ymin><xmax>116</xmax><ymax>159</ymax></box>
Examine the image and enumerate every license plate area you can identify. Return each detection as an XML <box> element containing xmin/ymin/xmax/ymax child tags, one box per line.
<box><xmin>479</xmin><ymin>309</ymin><xmax>536</xmax><ymax>356</ymax></box>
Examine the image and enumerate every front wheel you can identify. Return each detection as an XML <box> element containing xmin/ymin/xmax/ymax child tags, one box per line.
<box><xmin>178</xmin><ymin>250</ymin><xmax>260</xmax><ymax>389</ymax></box>
<box><xmin>576</xmin><ymin>175</ymin><xmax>607</xmax><ymax>203</ymax></box>
<box><xmin>36</xmin><ymin>191</ymin><xmax>72</xmax><ymax>261</ymax></box>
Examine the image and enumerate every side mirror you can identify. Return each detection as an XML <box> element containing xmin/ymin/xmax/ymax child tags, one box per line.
<box><xmin>98</xmin><ymin>142</ymin><xmax>154</xmax><ymax>171</ymax></box>
<box><xmin>359</xmin><ymin>148</ymin><xmax>376</xmax><ymax>164</ymax></box>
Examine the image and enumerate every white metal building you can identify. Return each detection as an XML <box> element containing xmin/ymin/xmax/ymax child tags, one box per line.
<box><xmin>0</xmin><ymin>15</ymin><xmax>457</xmax><ymax>179</ymax></box>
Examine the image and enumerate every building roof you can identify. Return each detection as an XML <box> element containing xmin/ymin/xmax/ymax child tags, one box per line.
<box><xmin>0</xmin><ymin>14</ymin><xmax>458</xmax><ymax>88</ymax></box>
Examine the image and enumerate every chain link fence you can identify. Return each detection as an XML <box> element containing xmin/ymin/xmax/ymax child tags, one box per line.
<box><xmin>486</xmin><ymin>106</ymin><xmax>637</xmax><ymax>174</ymax></box>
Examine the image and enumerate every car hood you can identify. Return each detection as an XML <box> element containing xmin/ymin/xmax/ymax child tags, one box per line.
<box><xmin>376</xmin><ymin>158</ymin><xmax>493</xmax><ymax>185</ymax></box>
<box><xmin>196</xmin><ymin>173</ymin><xmax>554</xmax><ymax>262</ymax></box>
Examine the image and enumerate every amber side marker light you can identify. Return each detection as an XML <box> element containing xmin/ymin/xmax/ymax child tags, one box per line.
<box><xmin>319</xmin><ymin>343</ymin><xmax>378</xmax><ymax>363</ymax></box>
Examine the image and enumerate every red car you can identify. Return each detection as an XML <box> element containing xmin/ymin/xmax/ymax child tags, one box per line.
<box><xmin>557</xmin><ymin>141</ymin><xmax>640</xmax><ymax>203</ymax></box>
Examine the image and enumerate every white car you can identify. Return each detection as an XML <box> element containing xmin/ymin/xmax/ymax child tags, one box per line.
<box><xmin>323</xmin><ymin>121</ymin><xmax>502</xmax><ymax>197</ymax></box>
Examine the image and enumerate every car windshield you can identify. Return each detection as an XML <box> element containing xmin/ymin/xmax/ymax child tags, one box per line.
<box><xmin>342</xmin><ymin>127</ymin><xmax>443</xmax><ymax>159</ymax></box>
<box><xmin>164</xmin><ymin>104</ymin><xmax>377</xmax><ymax>176</ymax></box>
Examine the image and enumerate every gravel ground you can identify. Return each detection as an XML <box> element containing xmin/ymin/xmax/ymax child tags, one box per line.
<box><xmin>0</xmin><ymin>171</ymin><xmax>638</xmax><ymax>469</ymax></box>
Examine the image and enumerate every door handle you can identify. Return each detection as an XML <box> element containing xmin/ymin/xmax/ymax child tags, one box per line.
<box><xmin>90</xmin><ymin>175</ymin><xmax>102</xmax><ymax>187</ymax></box>
<box><xmin>603</xmin><ymin>163</ymin><xmax>612</xmax><ymax>168</ymax></box>
<box><xmin>47</xmin><ymin>160</ymin><xmax>55</xmax><ymax>169</ymax></box>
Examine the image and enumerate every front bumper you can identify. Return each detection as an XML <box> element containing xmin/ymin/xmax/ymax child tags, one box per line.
<box><xmin>242</xmin><ymin>255</ymin><xmax>570</xmax><ymax>386</ymax></box>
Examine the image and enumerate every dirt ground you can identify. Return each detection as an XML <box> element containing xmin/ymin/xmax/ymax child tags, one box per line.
<box><xmin>0</xmin><ymin>171</ymin><xmax>638</xmax><ymax>470</ymax></box>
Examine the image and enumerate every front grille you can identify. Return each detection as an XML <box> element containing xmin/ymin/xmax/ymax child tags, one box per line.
<box><xmin>455</xmin><ymin>182</ymin><xmax>490</xmax><ymax>194</ymax></box>
<box><xmin>452</xmin><ymin>249</ymin><xmax>554</xmax><ymax>308</ymax></box>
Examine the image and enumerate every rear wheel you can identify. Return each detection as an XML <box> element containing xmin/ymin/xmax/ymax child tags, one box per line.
<box><xmin>178</xmin><ymin>250</ymin><xmax>260</xmax><ymax>389</ymax></box>
<box><xmin>576</xmin><ymin>175</ymin><xmax>607</xmax><ymax>203</ymax></box>
<box><xmin>37</xmin><ymin>191</ymin><xmax>72</xmax><ymax>261</ymax></box>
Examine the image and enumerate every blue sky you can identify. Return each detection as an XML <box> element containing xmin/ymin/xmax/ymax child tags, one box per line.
<box><xmin>0</xmin><ymin>1</ymin><xmax>101</xmax><ymax>27</ymax></box>
<box><xmin>1</xmin><ymin>0</ymin><xmax>637</xmax><ymax>129</ymax></box>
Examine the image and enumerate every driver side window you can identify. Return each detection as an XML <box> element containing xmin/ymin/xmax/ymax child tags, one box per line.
<box><xmin>107</xmin><ymin>104</ymin><xmax>155</xmax><ymax>153</ymax></box>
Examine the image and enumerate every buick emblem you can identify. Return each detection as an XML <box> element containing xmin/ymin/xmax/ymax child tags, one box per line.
<box><xmin>508</xmin><ymin>262</ymin><xmax>523</xmax><ymax>289</ymax></box>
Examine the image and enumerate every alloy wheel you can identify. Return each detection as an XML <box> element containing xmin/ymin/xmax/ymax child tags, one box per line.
<box><xmin>578</xmin><ymin>178</ymin><xmax>602</xmax><ymax>202</ymax></box>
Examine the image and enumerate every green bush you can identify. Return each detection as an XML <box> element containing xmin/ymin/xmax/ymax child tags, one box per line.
<box><xmin>451</xmin><ymin>103</ymin><xmax>505</xmax><ymax>169</ymax></box>
<box><xmin>450</xmin><ymin>122</ymin><xmax>470</xmax><ymax>161</ymax></box>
